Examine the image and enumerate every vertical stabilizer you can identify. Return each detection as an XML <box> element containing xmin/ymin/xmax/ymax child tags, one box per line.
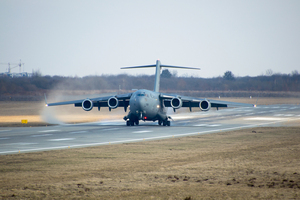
<box><xmin>121</xmin><ymin>60</ymin><xmax>200</xmax><ymax>92</ymax></box>
<box><xmin>154</xmin><ymin>60</ymin><xmax>161</xmax><ymax>92</ymax></box>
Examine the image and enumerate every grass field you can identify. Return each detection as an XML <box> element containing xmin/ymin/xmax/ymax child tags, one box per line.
<box><xmin>1</xmin><ymin>98</ymin><xmax>300</xmax><ymax>199</ymax></box>
<box><xmin>0</xmin><ymin>126</ymin><xmax>299</xmax><ymax>199</ymax></box>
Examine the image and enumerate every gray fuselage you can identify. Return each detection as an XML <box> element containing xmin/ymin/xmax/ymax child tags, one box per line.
<box><xmin>128</xmin><ymin>89</ymin><xmax>167</xmax><ymax>122</ymax></box>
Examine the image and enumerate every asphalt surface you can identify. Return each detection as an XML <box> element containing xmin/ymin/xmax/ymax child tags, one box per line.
<box><xmin>1</xmin><ymin>104</ymin><xmax>300</xmax><ymax>155</ymax></box>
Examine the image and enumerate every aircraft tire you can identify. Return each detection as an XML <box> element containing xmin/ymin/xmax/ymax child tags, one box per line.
<box><xmin>126</xmin><ymin>121</ymin><xmax>130</xmax><ymax>126</ymax></box>
<box><xmin>130</xmin><ymin>120</ymin><xmax>135</xmax><ymax>126</ymax></box>
<box><xmin>158</xmin><ymin>120</ymin><xmax>162</xmax><ymax>126</ymax></box>
<box><xmin>135</xmin><ymin>120</ymin><xmax>139</xmax><ymax>125</ymax></box>
<box><xmin>163</xmin><ymin>121</ymin><xmax>167</xmax><ymax>126</ymax></box>
<box><xmin>167</xmin><ymin>121</ymin><xmax>170</xmax><ymax>126</ymax></box>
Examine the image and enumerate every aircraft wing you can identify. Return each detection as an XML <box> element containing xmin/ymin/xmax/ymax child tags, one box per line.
<box><xmin>46</xmin><ymin>92</ymin><xmax>133</xmax><ymax>111</ymax></box>
<box><xmin>160</xmin><ymin>93</ymin><xmax>255</xmax><ymax>111</ymax></box>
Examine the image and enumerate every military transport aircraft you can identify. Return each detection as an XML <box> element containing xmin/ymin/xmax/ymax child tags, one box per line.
<box><xmin>46</xmin><ymin>60</ymin><xmax>255</xmax><ymax>126</ymax></box>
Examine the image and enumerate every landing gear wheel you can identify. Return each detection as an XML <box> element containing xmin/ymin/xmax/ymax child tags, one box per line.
<box><xmin>167</xmin><ymin>121</ymin><xmax>170</xmax><ymax>126</ymax></box>
<box><xmin>163</xmin><ymin>121</ymin><xmax>167</xmax><ymax>126</ymax></box>
<box><xmin>158</xmin><ymin>120</ymin><xmax>162</xmax><ymax>126</ymax></box>
<box><xmin>126</xmin><ymin>121</ymin><xmax>130</xmax><ymax>126</ymax></box>
<box><xmin>135</xmin><ymin>120</ymin><xmax>139</xmax><ymax>125</ymax></box>
<box><xmin>130</xmin><ymin>120</ymin><xmax>135</xmax><ymax>126</ymax></box>
<box><xmin>162</xmin><ymin>120</ymin><xmax>170</xmax><ymax>126</ymax></box>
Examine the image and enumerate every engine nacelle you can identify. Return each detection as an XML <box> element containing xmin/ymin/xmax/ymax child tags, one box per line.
<box><xmin>199</xmin><ymin>100</ymin><xmax>211</xmax><ymax>111</ymax></box>
<box><xmin>82</xmin><ymin>99</ymin><xmax>93</xmax><ymax>111</ymax></box>
<box><xmin>108</xmin><ymin>97</ymin><xmax>118</xmax><ymax>109</ymax></box>
<box><xmin>171</xmin><ymin>97</ymin><xmax>182</xmax><ymax>109</ymax></box>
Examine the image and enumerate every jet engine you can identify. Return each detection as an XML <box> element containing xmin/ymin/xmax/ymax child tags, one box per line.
<box><xmin>82</xmin><ymin>99</ymin><xmax>93</xmax><ymax>111</ymax></box>
<box><xmin>199</xmin><ymin>100</ymin><xmax>211</xmax><ymax>111</ymax></box>
<box><xmin>108</xmin><ymin>97</ymin><xmax>119</xmax><ymax>109</ymax></box>
<box><xmin>170</xmin><ymin>97</ymin><xmax>182</xmax><ymax>109</ymax></box>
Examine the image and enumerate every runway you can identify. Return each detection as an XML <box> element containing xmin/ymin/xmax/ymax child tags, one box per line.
<box><xmin>1</xmin><ymin>104</ymin><xmax>299</xmax><ymax>155</ymax></box>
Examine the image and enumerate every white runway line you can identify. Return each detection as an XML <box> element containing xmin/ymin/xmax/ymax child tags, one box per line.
<box><xmin>194</xmin><ymin>124</ymin><xmax>208</xmax><ymax>127</ymax></box>
<box><xmin>69</xmin><ymin>131</ymin><xmax>87</xmax><ymax>134</ymax></box>
<box><xmin>274</xmin><ymin>114</ymin><xmax>284</xmax><ymax>116</ymax></box>
<box><xmin>30</xmin><ymin>134</ymin><xmax>52</xmax><ymax>137</ymax></box>
<box><xmin>193</xmin><ymin>124</ymin><xmax>220</xmax><ymax>127</ymax></box>
<box><xmin>133</xmin><ymin>130</ymin><xmax>153</xmax><ymax>134</ymax></box>
<box><xmin>245</xmin><ymin>117</ymin><xmax>285</xmax><ymax>121</ymax></box>
<box><xmin>39</xmin><ymin>130</ymin><xmax>60</xmax><ymax>133</ymax></box>
<box><xmin>208</xmin><ymin>124</ymin><xmax>221</xmax><ymax>127</ymax></box>
<box><xmin>284</xmin><ymin>114</ymin><xmax>294</xmax><ymax>117</ymax></box>
<box><xmin>48</xmin><ymin>138</ymin><xmax>75</xmax><ymax>141</ymax></box>
<box><xmin>7</xmin><ymin>142</ymin><xmax>37</xmax><ymax>146</ymax></box>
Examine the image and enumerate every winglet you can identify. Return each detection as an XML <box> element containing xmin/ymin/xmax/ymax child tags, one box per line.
<box><xmin>44</xmin><ymin>93</ymin><xmax>48</xmax><ymax>106</ymax></box>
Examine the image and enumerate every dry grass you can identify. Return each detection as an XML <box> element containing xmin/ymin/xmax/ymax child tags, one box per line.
<box><xmin>1</xmin><ymin>126</ymin><xmax>300</xmax><ymax>199</ymax></box>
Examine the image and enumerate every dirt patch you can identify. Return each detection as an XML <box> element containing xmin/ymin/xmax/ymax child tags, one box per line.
<box><xmin>1</xmin><ymin>127</ymin><xmax>300</xmax><ymax>199</ymax></box>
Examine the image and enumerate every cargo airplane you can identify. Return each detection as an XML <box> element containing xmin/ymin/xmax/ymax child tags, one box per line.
<box><xmin>46</xmin><ymin>60</ymin><xmax>255</xmax><ymax>126</ymax></box>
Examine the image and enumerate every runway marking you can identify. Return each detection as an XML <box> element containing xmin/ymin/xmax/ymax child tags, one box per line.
<box><xmin>48</xmin><ymin>138</ymin><xmax>75</xmax><ymax>141</ymax></box>
<box><xmin>0</xmin><ymin>114</ymin><xmax>297</xmax><ymax>155</ymax></box>
<box><xmin>235</xmin><ymin>115</ymin><xmax>242</xmax><ymax>117</ymax></box>
<box><xmin>7</xmin><ymin>142</ymin><xmax>37</xmax><ymax>146</ymax></box>
<box><xmin>245</xmin><ymin>117</ymin><xmax>284</xmax><ymax>121</ymax></box>
<box><xmin>39</xmin><ymin>130</ymin><xmax>60</xmax><ymax>133</ymax></box>
<box><xmin>258</xmin><ymin>111</ymin><xmax>267</xmax><ymax>114</ymax></box>
<box><xmin>0</xmin><ymin>137</ymin><xmax>9</xmax><ymax>140</ymax></box>
<box><xmin>208</xmin><ymin>124</ymin><xmax>221</xmax><ymax>127</ymax></box>
<box><xmin>30</xmin><ymin>134</ymin><xmax>52</xmax><ymax>137</ymax></box>
<box><xmin>284</xmin><ymin>114</ymin><xmax>294</xmax><ymax>117</ymax></box>
<box><xmin>194</xmin><ymin>124</ymin><xmax>208</xmax><ymax>127</ymax></box>
<box><xmin>69</xmin><ymin>131</ymin><xmax>87</xmax><ymax>134</ymax></box>
<box><xmin>133</xmin><ymin>130</ymin><xmax>153</xmax><ymax>134</ymax></box>
<box><xmin>274</xmin><ymin>114</ymin><xmax>284</xmax><ymax>116</ymax></box>
<box><xmin>194</xmin><ymin>124</ymin><xmax>221</xmax><ymax>127</ymax></box>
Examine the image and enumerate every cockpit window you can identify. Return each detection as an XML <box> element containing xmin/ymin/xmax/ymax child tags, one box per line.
<box><xmin>137</xmin><ymin>94</ymin><xmax>145</xmax><ymax>96</ymax></box>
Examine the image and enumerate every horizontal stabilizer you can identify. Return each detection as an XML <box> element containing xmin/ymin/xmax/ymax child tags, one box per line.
<box><xmin>121</xmin><ymin>65</ymin><xmax>156</xmax><ymax>69</ymax></box>
<box><xmin>121</xmin><ymin>65</ymin><xmax>200</xmax><ymax>70</ymax></box>
<box><xmin>121</xmin><ymin>60</ymin><xmax>200</xmax><ymax>92</ymax></box>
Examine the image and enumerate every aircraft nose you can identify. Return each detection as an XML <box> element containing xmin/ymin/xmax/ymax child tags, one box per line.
<box><xmin>136</xmin><ymin>97</ymin><xmax>146</xmax><ymax>110</ymax></box>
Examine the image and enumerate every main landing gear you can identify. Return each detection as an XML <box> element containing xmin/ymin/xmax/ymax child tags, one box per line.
<box><xmin>158</xmin><ymin>120</ymin><xmax>170</xmax><ymax>126</ymax></box>
<box><xmin>126</xmin><ymin>120</ymin><xmax>139</xmax><ymax>126</ymax></box>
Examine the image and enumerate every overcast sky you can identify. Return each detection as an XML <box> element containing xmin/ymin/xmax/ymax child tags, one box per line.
<box><xmin>0</xmin><ymin>0</ymin><xmax>299</xmax><ymax>78</ymax></box>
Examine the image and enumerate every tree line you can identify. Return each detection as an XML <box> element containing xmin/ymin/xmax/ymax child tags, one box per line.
<box><xmin>0</xmin><ymin>70</ymin><xmax>299</xmax><ymax>100</ymax></box>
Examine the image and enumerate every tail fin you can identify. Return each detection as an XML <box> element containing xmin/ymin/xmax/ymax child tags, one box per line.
<box><xmin>121</xmin><ymin>60</ymin><xmax>200</xmax><ymax>92</ymax></box>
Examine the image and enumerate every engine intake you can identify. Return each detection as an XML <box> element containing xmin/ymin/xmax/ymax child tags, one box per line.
<box><xmin>199</xmin><ymin>100</ymin><xmax>211</xmax><ymax>111</ymax></box>
<box><xmin>82</xmin><ymin>99</ymin><xmax>93</xmax><ymax>111</ymax></box>
<box><xmin>171</xmin><ymin>97</ymin><xmax>182</xmax><ymax>109</ymax></box>
<box><xmin>108</xmin><ymin>97</ymin><xmax>118</xmax><ymax>109</ymax></box>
